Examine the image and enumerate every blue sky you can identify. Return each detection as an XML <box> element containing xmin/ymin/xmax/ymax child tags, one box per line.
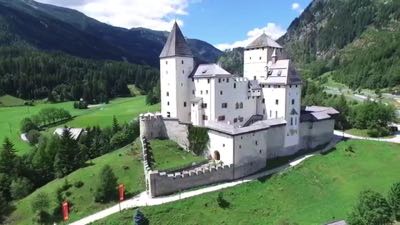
<box><xmin>36</xmin><ymin>0</ymin><xmax>312</xmax><ymax>49</ymax></box>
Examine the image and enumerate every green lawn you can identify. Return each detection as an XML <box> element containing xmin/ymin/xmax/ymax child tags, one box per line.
<box><xmin>0</xmin><ymin>96</ymin><xmax>160</xmax><ymax>155</ymax></box>
<box><xmin>346</xmin><ymin>128</ymin><xmax>395</xmax><ymax>139</ymax></box>
<box><xmin>94</xmin><ymin>140</ymin><xmax>400</xmax><ymax>225</ymax></box>
<box><xmin>7</xmin><ymin>143</ymin><xmax>146</xmax><ymax>225</ymax></box>
<box><xmin>150</xmin><ymin>139</ymin><xmax>206</xmax><ymax>171</ymax></box>
<box><xmin>0</xmin><ymin>95</ymin><xmax>26</xmax><ymax>107</ymax></box>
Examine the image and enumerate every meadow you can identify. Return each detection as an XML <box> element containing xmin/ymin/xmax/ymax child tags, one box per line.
<box><xmin>94</xmin><ymin>140</ymin><xmax>400</xmax><ymax>225</ymax></box>
<box><xmin>0</xmin><ymin>96</ymin><xmax>160</xmax><ymax>155</ymax></box>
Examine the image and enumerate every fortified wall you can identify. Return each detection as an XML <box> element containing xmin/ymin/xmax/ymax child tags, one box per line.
<box><xmin>140</xmin><ymin>136</ymin><xmax>234</xmax><ymax>197</ymax></box>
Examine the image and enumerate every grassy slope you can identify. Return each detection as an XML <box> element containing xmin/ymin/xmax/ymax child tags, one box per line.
<box><xmin>7</xmin><ymin>143</ymin><xmax>145</xmax><ymax>225</ymax></box>
<box><xmin>0</xmin><ymin>95</ymin><xmax>26</xmax><ymax>107</ymax></box>
<box><xmin>95</xmin><ymin>140</ymin><xmax>400</xmax><ymax>225</ymax></box>
<box><xmin>150</xmin><ymin>139</ymin><xmax>205</xmax><ymax>171</ymax></box>
<box><xmin>0</xmin><ymin>96</ymin><xmax>160</xmax><ymax>155</ymax></box>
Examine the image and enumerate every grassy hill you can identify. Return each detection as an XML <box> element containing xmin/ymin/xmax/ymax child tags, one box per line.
<box><xmin>0</xmin><ymin>96</ymin><xmax>160</xmax><ymax>155</ymax></box>
<box><xmin>94</xmin><ymin>140</ymin><xmax>400</xmax><ymax>225</ymax></box>
<box><xmin>6</xmin><ymin>144</ymin><xmax>145</xmax><ymax>225</ymax></box>
<box><xmin>0</xmin><ymin>95</ymin><xmax>25</xmax><ymax>107</ymax></box>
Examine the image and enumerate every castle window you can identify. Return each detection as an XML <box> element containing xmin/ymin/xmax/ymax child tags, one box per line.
<box><xmin>218</xmin><ymin>115</ymin><xmax>225</xmax><ymax>121</ymax></box>
<box><xmin>166</xmin><ymin>92</ymin><xmax>169</xmax><ymax>96</ymax></box>
<box><xmin>207</xmin><ymin>79</ymin><xmax>210</xmax><ymax>83</ymax></box>
<box><xmin>223</xmin><ymin>144</ymin><xmax>225</xmax><ymax>147</ymax></box>
<box><xmin>249</xmin><ymin>57</ymin><xmax>251</xmax><ymax>60</ymax></box>
<box><xmin>278</xmin><ymin>85</ymin><xmax>281</xmax><ymax>88</ymax></box>
<box><xmin>202</xmin><ymin>115</ymin><xmax>208</xmax><ymax>120</ymax></box>
<box><xmin>275</xmin><ymin>99</ymin><xmax>279</xmax><ymax>105</ymax></box>
<box><xmin>291</xmin><ymin>118</ymin><xmax>293</xmax><ymax>126</ymax></box>
<box><xmin>255</xmin><ymin>141</ymin><xmax>258</xmax><ymax>145</ymax></box>
<box><xmin>181</xmin><ymin>60</ymin><xmax>184</xmax><ymax>64</ymax></box>
<box><xmin>184</xmin><ymin>102</ymin><xmax>187</xmax><ymax>107</ymax></box>
<box><xmin>206</xmin><ymin>90</ymin><xmax>209</xmax><ymax>94</ymax></box>
<box><xmin>166</xmin><ymin>61</ymin><xmax>168</xmax><ymax>65</ymax></box>
<box><xmin>218</xmin><ymin>78</ymin><xmax>221</xmax><ymax>83</ymax></box>
<box><xmin>254</xmin><ymin>76</ymin><xmax>256</xmax><ymax>80</ymax></box>
<box><xmin>234</xmin><ymin>83</ymin><xmax>237</xmax><ymax>89</ymax></box>
<box><xmin>234</xmin><ymin>118</ymin><xmax>238</xmax><ymax>123</ymax></box>
<box><xmin>192</xmin><ymin>90</ymin><xmax>195</xmax><ymax>95</ymax></box>
<box><xmin>296</xmin><ymin>85</ymin><xmax>298</xmax><ymax>88</ymax></box>
<box><xmin>182</xmin><ymin>70</ymin><xmax>185</xmax><ymax>74</ymax></box>
<box><xmin>167</xmin><ymin>101</ymin><xmax>170</xmax><ymax>106</ymax></box>
<box><xmin>262</xmin><ymin>98</ymin><xmax>265</xmax><ymax>104</ymax></box>
<box><xmin>181</xmin><ymin>83</ymin><xmax>183</xmax><ymax>87</ymax></box>
<box><xmin>292</xmin><ymin>99</ymin><xmax>295</xmax><ymax>105</ymax></box>
<box><xmin>235</xmin><ymin>102</ymin><xmax>239</xmax><ymax>109</ymax></box>
<box><xmin>167</xmin><ymin>112</ymin><xmax>171</xmax><ymax>118</ymax></box>
<box><xmin>220</xmin><ymin>91</ymin><xmax>223</xmax><ymax>95</ymax></box>
<box><xmin>201</xmin><ymin>103</ymin><xmax>207</xmax><ymax>109</ymax></box>
<box><xmin>222</xmin><ymin>103</ymin><xmax>228</xmax><ymax>108</ymax></box>
<box><xmin>259</xmin><ymin>150</ymin><xmax>262</xmax><ymax>154</ymax></box>
<box><xmin>240</xmin><ymin>102</ymin><xmax>243</xmax><ymax>108</ymax></box>
<box><xmin>192</xmin><ymin>103</ymin><xmax>195</xmax><ymax>107</ymax></box>
<box><xmin>290</xmin><ymin>85</ymin><xmax>292</xmax><ymax>88</ymax></box>
<box><xmin>227</xmin><ymin>78</ymin><xmax>229</xmax><ymax>83</ymax></box>
<box><xmin>200</xmin><ymin>90</ymin><xmax>203</xmax><ymax>94</ymax></box>
<box><xmin>268</xmin><ymin>85</ymin><xmax>271</xmax><ymax>88</ymax></box>
<box><xmin>239</xmin><ymin>117</ymin><xmax>244</xmax><ymax>122</ymax></box>
<box><xmin>222</xmin><ymin>79</ymin><xmax>225</xmax><ymax>82</ymax></box>
<box><xmin>259</xmin><ymin>57</ymin><xmax>262</xmax><ymax>60</ymax></box>
<box><xmin>239</xmin><ymin>145</ymin><xmax>242</xmax><ymax>149</ymax></box>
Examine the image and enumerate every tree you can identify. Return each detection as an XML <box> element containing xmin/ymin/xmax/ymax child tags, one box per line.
<box><xmin>26</xmin><ymin>129</ymin><xmax>41</xmax><ymax>145</ymax></box>
<box><xmin>388</xmin><ymin>182</ymin><xmax>400</xmax><ymax>221</ymax></box>
<box><xmin>54</xmin><ymin>128</ymin><xmax>81</xmax><ymax>178</ymax></box>
<box><xmin>0</xmin><ymin>138</ymin><xmax>17</xmax><ymax>175</ymax></box>
<box><xmin>0</xmin><ymin>173</ymin><xmax>12</xmax><ymax>201</ymax></box>
<box><xmin>188</xmin><ymin>125</ymin><xmax>209</xmax><ymax>155</ymax></box>
<box><xmin>10</xmin><ymin>177</ymin><xmax>34</xmax><ymax>200</ymax></box>
<box><xmin>94</xmin><ymin>165</ymin><xmax>118</xmax><ymax>203</ymax></box>
<box><xmin>0</xmin><ymin>191</ymin><xmax>9</xmax><ymax>222</ymax></box>
<box><xmin>31</xmin><ymin>192</ymin><xmax>50</xmax><ymax>224</ymax></box>
<box><xmin>20</xmin><ymin>117</ymin><xmax>38</xmax><ymax>133</ymax></box>
<box><xmin>112</xmin><ymin>115</ymin><xmax>121</xmax><ymax>133</ymax></box>
<box><xmin>348</xmin><ymin>190</ymin><xmax>393</xmax><ymax>225</ymax></box>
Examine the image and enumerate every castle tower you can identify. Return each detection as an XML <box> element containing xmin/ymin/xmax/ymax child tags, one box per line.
<box><xmin>159</xmin><ymin>22</ymin><xmax>194</xmax><ymax>123</ymax></box>
<box><xmin>243</xmin><ymin>33</ymin><xmax>283</xmax><ymax>81</ymax></box>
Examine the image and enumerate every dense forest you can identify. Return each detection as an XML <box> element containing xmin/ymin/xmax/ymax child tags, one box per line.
<box><xmin>0</xmin><ymin>46</ymin><xmax>159</xmax><ymax>103</ymax></box>
<box><xmin>217</xmin><ymin>48</ymin><xmax>244</xmax><ymax>75</ymax></box>
<box><xmin>280</xmin><ymin>0</ymin><xmax>400</xmax><ymax>89</ymax></box>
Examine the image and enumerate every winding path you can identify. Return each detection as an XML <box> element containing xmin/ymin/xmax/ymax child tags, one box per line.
<box><xmin>69</xmin><ymin>136</ymin><xmax>341</xmax><ymax>225</ymax></box>
<box><xmin>333</xmin><ymin>130</ymin><xmax>400</xmax><ymax>144</ymax></box>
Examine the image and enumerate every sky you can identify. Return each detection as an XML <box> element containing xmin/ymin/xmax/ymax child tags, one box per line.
<box><xmin>35</xmin><ymin>0</ymin><xmax>312</xmax><ymax>50</ymax></box>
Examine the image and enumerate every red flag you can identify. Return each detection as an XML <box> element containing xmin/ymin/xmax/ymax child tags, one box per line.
<box><xmin>119</xmin><ymin>184</ymin><xmax>125</xmax><ymax>201</ymax></box>
<box><xmin>62</xmin><ymin>201</ymin><xmax>69</xmax><ymax>221</ymax></box>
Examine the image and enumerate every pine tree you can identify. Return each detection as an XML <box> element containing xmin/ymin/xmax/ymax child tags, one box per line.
<box><xmin>94</xmin><ymin>165</ymin><xmax>118</xmax><ymax>203</ymax></box>
<box><xmin>0</xmin><ymin>138</ymin><xmax>17</xmax><ymax>175</ymax></box>
<box><xmin>0</xmin><ymin>191</ymin><xmax>9</xmax><ymax>222</ymax></box>
<box><xmin>388</xmin><ymin>182</ymin><xmax>400</xmax><ymax>221</ymax></box>
<box><xmin>53</xmin><ymin>128</ymin><xmax>80</xmax><ymax>178</ymax></box>
<box><xmin>112</xmin><ymin>116</ymin><xmax>120</xmax><ymax>133</ymax></box>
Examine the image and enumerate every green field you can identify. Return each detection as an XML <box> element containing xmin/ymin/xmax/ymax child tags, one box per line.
<box><xmin>0</xmin><ymin>96</ymin><xmax>160</xmax><ymax>155</ymax></box>
<box><xmin>150</xmin><ymin>139</ymin><xmax>206</xmax><ymax>171</ymax></box>
<box><xmin>6</xmin><ymin>143</ymin><xmax>146</xmax><ymax>225</ymax></box>
<box><xmin>94</xmin><ymin>140</ymin><xmax>400</xmax><ymax>225</ymax></box>
<box><xmin>0</xmin><ymin>95</ymin><xmax>26</xmax><ymax>107</ymax></box>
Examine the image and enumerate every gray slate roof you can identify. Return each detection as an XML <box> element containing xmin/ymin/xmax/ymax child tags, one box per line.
<box><xmin>160</xmin><ymin>22</ymin><xmax>193</xmax><ymax>58</ymax></box>
<box><xmin>193</xmin><ymin>64</ymin><xmax>231</xmax><ymax>78</ymax></box>
<box><xmin>246</xmin><ymin>33</ymin><xmax>282</xmax><ymax>49</ymax></box>
<box><xmin>264</xmin><ymin>60</ymin><xmax>302</xmax><ymax>85</ymax></box>
<box><xmin>207</xmin><ymin>118</ymin><xmax>286</xmax><ymax>136</ymax></box>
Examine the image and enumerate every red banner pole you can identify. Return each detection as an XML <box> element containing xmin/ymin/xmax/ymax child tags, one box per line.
<box><xmin>62</xmin><ymin>201</ymin><xmax>69</xmax><ymax>221</ymax></box>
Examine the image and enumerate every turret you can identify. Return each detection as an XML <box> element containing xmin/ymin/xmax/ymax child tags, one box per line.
<box><xmin>159</xmin><ymin>22</ymin><xmax>194</xmax><ymax>123</ymax></box>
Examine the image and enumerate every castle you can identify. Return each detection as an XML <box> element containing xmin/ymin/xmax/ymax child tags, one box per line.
<box><xmin>140</xmin><ymin>23</ymin><xmax>338</xmax><ymax>197</ymax></box>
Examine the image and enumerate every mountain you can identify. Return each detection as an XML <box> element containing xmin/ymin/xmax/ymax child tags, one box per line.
<box><xmin>278</xmin><ymin>0</ymin><xmax>400</xmax><ymax>89</ymax></box>
<box><xmin>0</xmin><ymin>0</ymin><xmax>222</xmax><ymax>66</ymax></box>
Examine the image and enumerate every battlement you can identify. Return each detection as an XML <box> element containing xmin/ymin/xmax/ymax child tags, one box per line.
<box><xmin>234</xmin><ymin>77</ymin><xmax>249</xmax><ymax>83</ymax></box>
<box><xmin>154</xmin><ymin>164</ymin><xmax>232</xmax><ymax>179</ymax></box>
<box><xmin>139</xmin><ymin>112</ymin><xmax>163</xmax><ymax>121</ymax></box>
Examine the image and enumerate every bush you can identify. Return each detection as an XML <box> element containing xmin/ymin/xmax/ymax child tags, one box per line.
<box><xmin>216</xmin><ymin>192</ymin><xmax>230</xmax><ymax>209</ymax></box>
<box><xmin>133</xmin><ymin>209</ymin><xmax>148</xmax><ymax>225</ymax></box>
<box><xmin>388</xmin><ymin>182</ymin><xmax>400</xmax><ymax>221</ymax></box>
<box><xmin>94</xmin><ymin>165</ymin><xmax>118</xmax><ymax>203</ymax></box>
<box><xmin>73</xmin><ymin>100</ymin><xmax>88</xmax><ymax>109</ymax></box>
<box><xmin>10</xmin><ymin>177</ymin><xmax>34</xmax><ymax>200</ymax></box>
<box><xmin>367</xmin><ymin>127</ymin><xmax>390</xmax><ymax>138</ymax></box>
<box><xmin>26</xmin><ymin>129</ymin><xmax>41</xmax><ymax>145</ymax></box>
<box><xmin>31</xmin><ymin>192</ymin><xmax>50</xmax><ymax>214</ymax></box>
<box><xmin>74</xmin><ymin>181</ymin><xmax>84</xmax><ymax>188</ymax></box>
<box><xmin>20</xmin><ymin>118</ymin><xmax>38</xmax><ymax>133</ymax></box>
<box><xmin>110</xmin><ymin>131</ymin><xmax>129</xmax><ymax>148</ymax></box>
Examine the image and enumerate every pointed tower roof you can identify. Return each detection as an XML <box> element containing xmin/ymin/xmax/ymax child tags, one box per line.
<box><xmin>160</xmin><ymin>22</ymin><xmax>193</xmax><ymax>58</ymax></box>
<box><xmin>246</xmin><ymin>33</ymin><xmax>282</xmax><ymax>49</ymax></box>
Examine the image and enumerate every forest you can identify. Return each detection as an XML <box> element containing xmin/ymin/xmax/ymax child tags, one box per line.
<box><xmin>0</xmin><ymin>46</ymin><xmax>160</xmax><ymax>103</ymax></box>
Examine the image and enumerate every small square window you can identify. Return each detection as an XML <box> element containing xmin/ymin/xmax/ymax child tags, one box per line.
<box><xmin>167</xmin><ymin>101</ymin><xmax>170</xmax><ymax>106</ymax></box>
<box><xmin>184</xmin><ymin>102</ymin><xmax>187</xmax><ymax>107</ymax></box>
<box><xmin>206</xmin><ymin>90</ymin><xmax>209</xmax><ymax>94</ymax></box>
<box><xmin>207</xmin><ymin>79</ymin><xmax>210</xmax><ymax>83</ymax></box>
<box><xmin>292</xmin><ymin>99</ymin><xmax>295</xmax><ymax>105</ymax></box>
<box><xmin>218</xmin><ymin>78</ymin><xmax>221</xmax><ymax>83</ymax></box>
<box><xmin>275</xmin><ymin>99</ymin><xmax>279</xmax><ymax>105</ymax></box>
<box><xmin>220</xmin><ymin>91</ymin><xmax>223</xmax><ymax>95</ymax></box>
<box><xmin>166</xmin><ymin>92</ymin><xmax>169</xmax><ymax>96</ymax></box>
<box><xmin>181</xmin><ymin>60</ymin><xmax>184</xmax><ymax>64</ymax></box>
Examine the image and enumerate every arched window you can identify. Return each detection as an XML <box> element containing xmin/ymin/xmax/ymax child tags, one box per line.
<box><xmin>213</xmin><ymin>151</ymin><xmax>220</xmax><ymax>161</ymax></box>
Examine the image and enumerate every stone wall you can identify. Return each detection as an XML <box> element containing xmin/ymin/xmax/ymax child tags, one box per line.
<box><xmin>140</xmin><ymin>113</ymin><xmax>189</xmax><ymax>150</ymax></box>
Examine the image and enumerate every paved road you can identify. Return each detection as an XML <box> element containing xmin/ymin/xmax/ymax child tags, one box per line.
<box><xmin>69</xmin><ymin>137</ymin><xmax>341</xmax><ymax>225</ymax></box>
<box><xmin>334</xmin><ymin>130</ymin><xmax>400</xmax><ymax>144</ymax></box>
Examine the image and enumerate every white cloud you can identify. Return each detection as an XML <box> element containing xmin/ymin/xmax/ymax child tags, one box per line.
<box><xmin>215</xmin><ymin>23</ymin><xmax>286</xmax><ymax>50</ymax></box>
<box><xmin>291</xmin><ymin>2</ymin><xmax>303</xmax><ymax>13</ymax></box>
<box><xmin>36</xmin><ymin>0</ymin><xmax>197</xmax><ymax>31</ymax></box>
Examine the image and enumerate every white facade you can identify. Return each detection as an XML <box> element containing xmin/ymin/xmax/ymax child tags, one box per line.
<box><xmin>154</xmin><ymin>23</ymin><xmax>337</xmax><ymax>168</ymax></box>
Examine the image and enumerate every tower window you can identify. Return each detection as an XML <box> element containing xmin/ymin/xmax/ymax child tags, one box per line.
<box><xmin>166</xmin><ymin>92</ymin><xmax>169</xmax><ymax>96</ymax></box>
<box><xmin>167</xmin><ymin>101</ymin><xmax>170</xmax><ymax>106</ymax></box>
<box><xmin>167</xmin><ymin>112</ymin><xmax>171</xmax><ymax>118</ymax></box>
<box><xmin>181</xmin><ymin>60</ymin><xmax>184</xmax><ymax>64</ymax></box>
<box><xmin>255</xmin><ymin>141</ymin><xmax>258</xmax><ymax>145</ymax></box>
<box><xmin>234</xmin><ymin>83</ymin><xmax>237</xmax><ymax>89</ymax></box>
<box><xmin>202</xmin><ymin>115</ymin><xmax>208</xmax><ymax>120</ymax></box>
<box><xmin>222</xmin><ymin>103</ymin><xmax>228</xmax><ymax>108</ymax></box>
<box><xmin>220</xmin><ymin>91</ymin><xmax>223</xmax><ymax>95</ymax></box>
<box><xmin>184</xmin><ymin>102</ymin><xmax>187</xmax><ymax>107</ymax></box>
<box><xmin>218</xmin><ymin>115</ymin><xmax>225</xmax><ymax>121</ymax></box>
<box><xmin>259</xmin><ymin>57</ymin><xmax>262</xmax><ymax>60</ymax></box>
<box><xmin>227</xmin><ymin>78</ymin><xmax>229</xmax><ymax>83</ymax></box>
<box><xmin>207</xmin><ymin>79</ymin><xmax>210</xmax><ymax>83</ymax></box>
<box><xmin>262</xmin><ymin>98</ymin><xmax>265</xmax><ymax>104</ymax></box>
<box><xmin>206</xmin><ymin>90</ymin><xmax>209</xmax><ymax>94</ymax></box>
<box><xmin>201</xmin><ymin>103</ymin><xmax>207</xmax><ymax>109</ymax></box>
<box><xmin>292</xmin><ymin>99</ymin><xmax>295</xmax><ymax>105</ymax></box>
<box><xmin>192</xmin><ymin>90</ymin><xmax>195</xmax><ymax>95</ymax></box>
<box><xmin>200</xmin><ymin>90</ymin><xmax>203</xmax><ymax>94</ymax></box>
<box><xmin>275</xmin><ymin>99</ymin><xmax>279</xmax><ymax>105</ymax></box>
<box><xmin>218</xmin><ymin>78</ymin><xmax>221</xmax><ymax>83</ymax></box>
<box><xmin>240</xmin><ymin>102</ymin><xmax>243</xmax><ymax>108</ymax></box>
<box><xmin>166</xmin><ymin>61</ymin><xmax>168</xmax><ymax>65</ymax></box>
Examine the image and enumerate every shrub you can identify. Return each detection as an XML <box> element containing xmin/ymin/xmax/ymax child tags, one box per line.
<box><xmin>110</xmin><ymin>131</ymin><xmax>129</xmax><ymax>148</ymax></box>
<box><xmin>133</xmin><ymin>209</ymin><xmax>148</xmax><ymax>225</ymax></box>
<box><xmin>367</xmin><ymin>127</ymin><xmax>390</xmax><ymax>137</ymax></box>
<box><xmin>10</xmin><ymin>177</ymin><xmax>33</xmax><ymax>200</ymax></box>
<box><xmin>388</xmin><ymin>182</ymin><xmax>400</xmax><ymax>221</ymax></box>
<box><xmin>188</xmin><ymin>125</ymin><xmax>209</xmax><ymax>156</ymax></box>
<box><xmin>20</xmin><ymin>117</ymin><xmax>38</xmax><ymax>133</ymax></box>
<box><xmin>216</xmin><ymin>192</ymin><xmax>230</xmax><ymax>209</ymax></box>
<box><xmin>26</xmin><ymin>129</ymin><xmax>41</xmax><ymax>145</ymax></box>
<box><xmin>74</xmin><ymin>181</ymin><xmax>84</xmax><ymax>188</ymax></box>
